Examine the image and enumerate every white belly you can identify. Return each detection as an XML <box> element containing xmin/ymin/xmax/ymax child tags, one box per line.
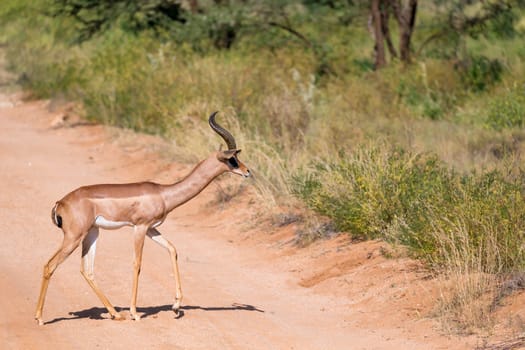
<box><xmin>94</xmin><ymin>215</ymin><xmax>133</xmax><ymax>230</ymax></box>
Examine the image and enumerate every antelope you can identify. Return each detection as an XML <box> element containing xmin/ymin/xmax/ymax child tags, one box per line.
<box><xmin>35</xmin><ymin>112</ymin><xmax>250</xmax><ymax>325</ymax></box>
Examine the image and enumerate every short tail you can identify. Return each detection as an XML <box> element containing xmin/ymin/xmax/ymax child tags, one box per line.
<box><xmin>51</xmin><ymin>202</ymin><xmax>63</xmax><ymax>228</ymax></box>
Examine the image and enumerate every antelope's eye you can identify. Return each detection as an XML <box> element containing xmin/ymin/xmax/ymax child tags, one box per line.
<box><xmin>228</xmin><ymin>157</ymin><xmax>239</xmax><ymax>168</ymax></box>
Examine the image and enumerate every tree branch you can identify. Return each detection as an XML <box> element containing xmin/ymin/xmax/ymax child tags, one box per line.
<box><xmin>267</xmin><ymin>21</ymin><xmax>314</xmax><ymax>49</ymax></box>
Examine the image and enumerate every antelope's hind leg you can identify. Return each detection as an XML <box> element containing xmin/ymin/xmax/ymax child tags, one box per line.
<box><xmin>35</xmin><ymin>233</ymin><xmax>81</xmax><ymax>325</ymax></box>
<box><xmin>80</xmin><ymin>227</ymin><xmax>123</xmax><ymax>320</ymax></box>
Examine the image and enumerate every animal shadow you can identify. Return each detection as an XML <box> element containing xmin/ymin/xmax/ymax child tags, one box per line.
<box><xmin>45</xmin><ymin>303</ymin><xmax>264</xmax><ymax>325</ymax></box>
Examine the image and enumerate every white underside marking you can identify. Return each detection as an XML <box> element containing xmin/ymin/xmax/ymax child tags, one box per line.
<box><xmin>94</xmin><ymin>215</ymin><xmax>133</xmax><ymax>230</ymax></box>
<box><xmin>151</xmin><ymin>220</ymin><xmax>164</xmax><ymax>228</ymax></box>
<box><xmin>52</xmin><ymin>202</ymin><xmax>59</xmax><ymax>223</ymax></box>
<box><xmin>82</xmin><ymin>227</ymin><xmax>99</xmax><ymax>274</ymax></box>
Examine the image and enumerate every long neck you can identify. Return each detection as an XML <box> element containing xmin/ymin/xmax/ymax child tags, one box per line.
<box><xmin>160</xmin><ymin>154</ymin><xmax>226</xmax><ymax>213</ymax></box>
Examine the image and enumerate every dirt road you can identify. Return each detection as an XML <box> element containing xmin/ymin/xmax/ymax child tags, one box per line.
<box><xmin>0</xmin><ymin>92</ymin><xmax>478</xmax><ymax>349</ymax></box>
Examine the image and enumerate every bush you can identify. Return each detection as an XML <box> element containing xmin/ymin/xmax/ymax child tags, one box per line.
<box><xmin>79</xmin><ymin>32</ymin><xmax>176</xmax><ymax>134</ymax></box>
<box><xmin>457</xmin><ymin>55</ymin><xmax>504</xmax><ymax>92</ymax></box>
<box><xmin>292</xmin><ymin>146</ymin><xmax>455</xmax><ymax>253</ymax></box>
<box><xmin>485</xmin><ymin>84</ymin><xmax>525</xmax><ymax>130</ymax></box>
<box><xmin>2</xmin><ymin>11</ymin><xmax>86</xmax><ymax>99</ymax></box>
<box><xmin>292</xmin><ymin>144</ymin><xmax>525</xmax><ymax>271</ymax></box>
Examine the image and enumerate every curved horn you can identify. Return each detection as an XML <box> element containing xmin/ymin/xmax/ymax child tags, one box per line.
<box><xmin>209</xmin><ymin>111</ymin><xmax>237</xmax><ymax>150</ymax></box>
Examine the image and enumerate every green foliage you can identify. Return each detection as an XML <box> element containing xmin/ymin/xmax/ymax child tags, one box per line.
<box><xmin>457</xmin><ymin>55</ymin><xmax>504</xmax><ymax>92</ymax></box>
<box><xmin>78</xmin><ymin>32</ymin><xmax>173</xmax><ymax>133</ymax></box>
<box><xmin>292</xmin><ymin>145</ymin><xmax>525</xmax><ymax>271</ymax></box>
<box><xmin>50</xmin><ymin>0</ymin><xmax>186</xmax><ymax>42</ymax></box>
<box><xmin>489</xmin><ymin>6</ymin><xmax>520</xmax><ymax>38</ymax></box>
<box><xmin>486</xmin><ymin>83</ymin><xmax>525</xmax><ymax>130</ymax></box>
<box><xmin>292</xmin><ymin>147</ymin><xmax>455</xmax><ymax>248</ymax></box>
<box><xmin>436</xmin><ymin>0</ymin><xmax>522</xmax><ymax>39</ymax></box>
<box><xmin>397</xmin><ymin>80</ymin><xmax>445</xmax><ymax>120</ymax></box>
<box><xmin>0</xmin><ymin>1</ymin><xmax>86</xmax><ymax>98</ymax></box>
<box><xmin>392</xmin><ymin>61</ymin><xmax>462</xmax><ymax>120</ymax></box>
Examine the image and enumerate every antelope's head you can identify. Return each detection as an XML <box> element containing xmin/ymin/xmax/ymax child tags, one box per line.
<box><xmin>209</xmin><ymin>111</ymin><xmax>251</xmax><ymax>178</ymax></box>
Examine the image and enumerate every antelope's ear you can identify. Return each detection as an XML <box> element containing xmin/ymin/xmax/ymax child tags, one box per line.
<box><xmin>217</xmin><ymin>149</ymin><xmax>235</xmax><ymax>161</ymax></box>
<box><xmin>217</xmin><ymin>149</ymin><xmax>238</xmax><ymax>161</ymax></box>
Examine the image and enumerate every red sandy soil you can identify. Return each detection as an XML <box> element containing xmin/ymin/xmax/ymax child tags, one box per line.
<box><xmin>0</xmin><ymin>92</ymin><xmax>523</xmax><ymax>349</ymax></box>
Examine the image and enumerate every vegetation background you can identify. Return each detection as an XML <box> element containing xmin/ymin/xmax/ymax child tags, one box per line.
<box><xmin>1</xmin><ymin>0</ymin><xmax>525</xmax><ymax>334</ymax></box>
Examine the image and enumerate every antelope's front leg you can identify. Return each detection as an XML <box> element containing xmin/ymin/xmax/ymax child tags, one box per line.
<box><xmin>130</xmin><ymin>225</ymin><xmax>148</xmax><ymax>321</ymax></box>
<box><xmin>147</xmin><ymin>228</ymin><xmax>183</xmax><ymax>315</ymax></box>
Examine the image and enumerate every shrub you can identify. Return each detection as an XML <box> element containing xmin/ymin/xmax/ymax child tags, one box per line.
<box><xmin>292</xmin><ymin>144</ymin><xmax>525</xmax><ymax>271</ymax></box>
<box><xmin>485</xmin><ymin>84</ymin><xmax>525</xmax><ymax>130</ymax></box>
<box><xmin>2</xmin><ymin>16</ymin><xmax>86</xmax><ymax>99</ymax></box>
<box><xmin>457</xmin><ymin>55</ymin><xmax>504</xmax><ymax>92</ymax></box>
<box><xmin>292</xmin><ymin>146</ymin><xmax>455</xmax><ymax>254</ymax></box>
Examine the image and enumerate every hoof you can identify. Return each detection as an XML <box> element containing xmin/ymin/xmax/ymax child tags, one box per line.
<box><xmin>173</xmin><ymin>308</ymin><xmax>183</xmax><ymax>319</ymax></box>
<box><xmin>172</xmin><ymin>302</ymin><xmax>184</xmax><ymax>319</ymax></box>
<box><xmin>112</xmin><ymin>312</ymin><xmax>125</xmax><ymax>321</ymax></box>
<box><xmin>131</xmin><ymin>313</ymin><xmax>141</xmax><ymax>321</ymax></box>
<box><xmin>35</xmin><ymin>317</ymin><xmax>44</xmax><ymax>326</ymax></box>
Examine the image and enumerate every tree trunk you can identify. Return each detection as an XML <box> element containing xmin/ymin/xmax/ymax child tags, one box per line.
<box><xmin>188</xmin><ymin>0</ymin><xmax>199</xmax><ymax>14</ymax></box>
<box><xmin>371</xmin><ymin>0</ymin><xmax>386</xmax><ymax>69</ymax></box>
<box><xmin>380</xmin><ymin>1</ymin><xmax>398</xmax><ymax>59</ymax></box>
<box><xmin>392</xmin><ymin>0</ymin><xmax>418</xmax><ymax>63</ymax></box>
